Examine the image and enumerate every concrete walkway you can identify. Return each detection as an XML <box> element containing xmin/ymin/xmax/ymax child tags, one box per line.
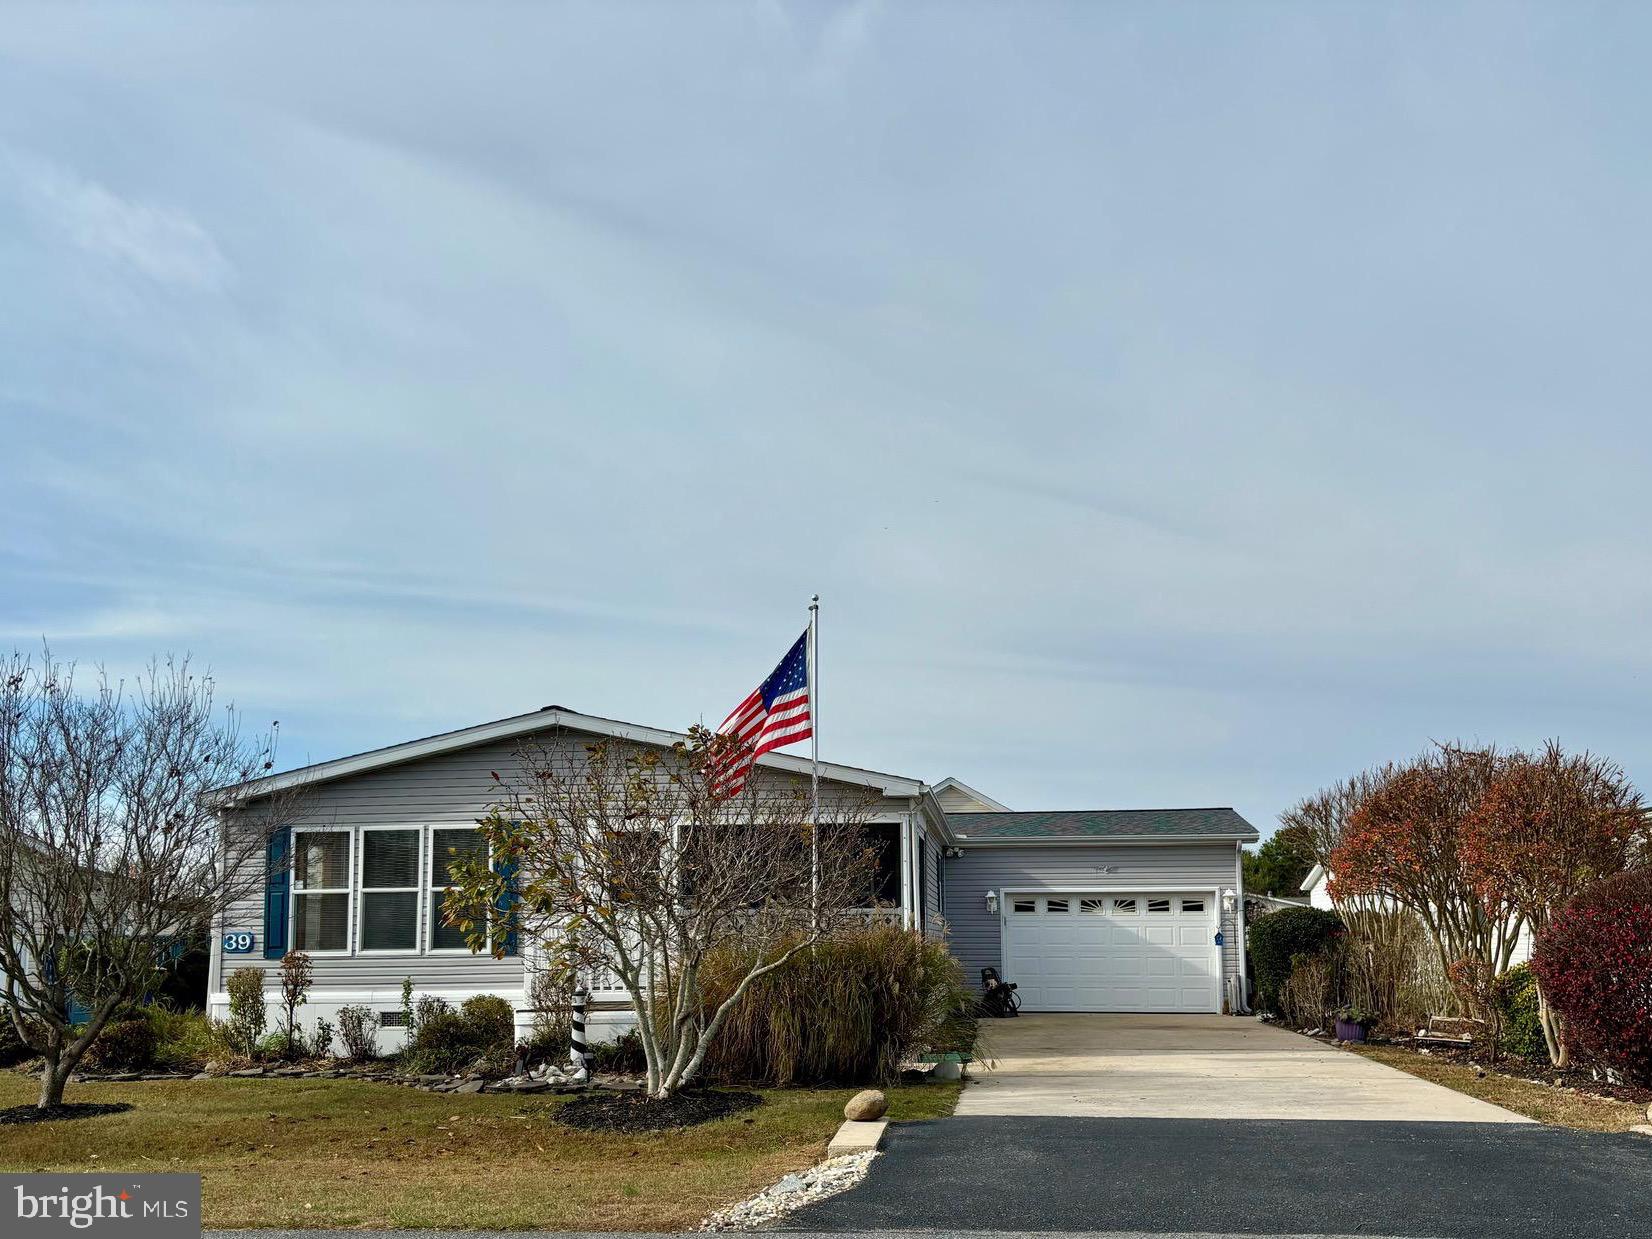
<box><xmin>958</xmin><ymin>1013</ymin><xmax>1529</xmax><ymax>1121</ymax></box>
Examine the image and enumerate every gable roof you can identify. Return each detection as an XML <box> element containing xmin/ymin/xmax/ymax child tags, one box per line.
<box><xmin>213</xmin><ymin>705</ymin><xmax>926</xmax><ymax>803</ymax></box>
<box><xmin>930</xmin><ymin>777</ymin><xmax>1011</xmax><ymax>813</ymax></box>
<box><xmin>947</xmin><ymin>807</ymin><xmax>1259</xmax><ymax>843</ymax></box>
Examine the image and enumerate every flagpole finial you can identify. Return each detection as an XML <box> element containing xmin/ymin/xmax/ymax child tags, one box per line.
<box><xmin>809</xmin><ymin>594</ymin><xmax>819</xmax><ymax>609</ymax></box>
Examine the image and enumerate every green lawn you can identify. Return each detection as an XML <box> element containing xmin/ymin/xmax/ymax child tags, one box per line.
<box><xmin>0</xmin><ymin>1073</ymin><xmax>959</xmax><ymax>1231</ymax></box>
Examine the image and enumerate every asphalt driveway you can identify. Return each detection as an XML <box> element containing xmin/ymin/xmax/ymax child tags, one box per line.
<box><xmin>780</xmin><ymin>1016</ymin><xmax>1652</xmax><ymax>1236</ymax></box>
<box><xmin>780</xmin><ymin>1115</ymin><xmax>1652</xmax><ymax>1237</ymax></box>
<box><xmin>958</xmin><ymin>1013</ymin><xmax>1526</xmax><ymax>1121</ymax></box>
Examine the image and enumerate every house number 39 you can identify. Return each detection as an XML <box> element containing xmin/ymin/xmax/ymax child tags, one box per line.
<box><xmin>222</xmin><ymin>931</ymin><xmax>255</xmax><ymax>954</ymax></box>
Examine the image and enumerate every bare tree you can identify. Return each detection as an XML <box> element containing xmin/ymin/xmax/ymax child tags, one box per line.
<box><xmin>444</xmin><ymin>725</ymin><xmax>876</xmax><ymax>1099</ymax></box>
<box><xmin>0</xmin><ymin>650</ymin><xmax>296</xmax><ymax>1108</ymax></box>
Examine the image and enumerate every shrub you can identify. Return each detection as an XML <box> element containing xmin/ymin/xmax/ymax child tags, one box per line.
<box><xmin>1495</xmin><ymin>964</ymin><xmax>1546</xmax><ymax>1061</ymax></box>
<box><xmin>85</xmin><ymin>1016</ymin><xmax>158</xmax><ymax>1070</ymax></box>
<box><xmin>309</xmin><ymin>1017</ymin><xmax>336</xmax><ymax>1058</ymax></box>
<box><xmin>1337</xmin><ymin>908</ymin><xmax>1449</xmax><ymax>1032</ymax></box>
<box><xmin>277</xmin><ymin>951</ymin><xmax>313</xmax><ymax>1060</ymax></box>
<box><xmin>697</xmin><ymin>923</ymin><xmax>970</xmax><ymax>1086</ymax></box>
<box><xmin>1533</xmin><ymin>869</ymin><xmax>1652</xmax><ymax>1082</ymax></box>
<box><xmin>1248</xmin><ymin>907</ymin><xmax>1344</xmax><ymax>1014</ymax></box>
<box><xmin>1278</xmin><ymin>951</ymin><xmax>1336</xmax><ymax>1030</ymax></box>
<box><xmin>337</xmin><ymin>1005</ymin><xmax>380</xmax><ymax>1062</ymax></box>
<box><xmin>0</xmin><ymin>1017</ymin><xmax>40</xmax><ymax>1067</ymax></box>
<box><xmin>145</xmin><ymin>1007</ymin><xmax>231</xmax><ymax>1069</ymax></box>
<box><xmin>226</xmin><ymin>967</ymin><xmax>266</xmax><ymax>1057</ymax></box>
<box><xmin>402</xmin><ymin>993</ymin><xmax>515</xmax><ymax>1075</ymax></box>
<box><xmin>589</xmin><ymin>1029</ymin><xmax>646</xmax><ymax>1075</ymax></box>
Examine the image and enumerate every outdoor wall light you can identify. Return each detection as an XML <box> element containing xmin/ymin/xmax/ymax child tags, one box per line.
<box><xmin>985</xmin><ymin>890</ymin><xmax>999</xmax><ymax>915</ymax></box>
<box><xmin>1220</xmin><ymin>888</ymin><xmax>1238</xmax><ymax>914</ymax></box>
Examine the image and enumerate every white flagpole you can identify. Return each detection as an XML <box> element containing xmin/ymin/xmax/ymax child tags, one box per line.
<box><xmin>808</xmin><ymin>594</ymin><xmax>820</xmax><ymax>930</ymax></box>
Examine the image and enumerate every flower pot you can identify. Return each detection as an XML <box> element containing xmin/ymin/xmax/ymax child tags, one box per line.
<box><xmin>1334</xmin><ymin>1019</ymin><xmax>1369</xmax><ymax>1043</ymax></box>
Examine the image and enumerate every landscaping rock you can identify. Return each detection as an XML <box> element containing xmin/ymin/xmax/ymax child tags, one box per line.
<box><xmin>844</xmin><ymin>1089</ymin><xmax>888</xmax><ymax>1121</ymax></box>
<box><xmin>510</xmin><ymin>1080</ymin><xmax>550</xmax><ymax>1093</ymax></box>
<box><xmin>700</xmin><ymin>1151</ymin><xmax>877</xmax><ymax>1231</ymax></box>
<box><xmin>191</xmin><ymin>1072</ymin><xmax>213</xmax><ymax>1081</ymax></box>
<box><xmin>105</xmin><ymin>1072</ymin><xmax>142</xmax><ymax>1082</ymax></box>
<box><xmin>229</xmin><ymin>1068</ymin><xmax>264</xmax><ymax>1077</ymax></box>
<box><xmin>454</xmin><ymin>1079</ymin><xmax>485</xmax><ymax>1094</ymax></box>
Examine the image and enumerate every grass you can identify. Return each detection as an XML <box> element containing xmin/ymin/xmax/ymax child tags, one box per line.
<box><xmin>1350</xmin><ymin>1044</ymin><xmax>1648</xmax><ymax>1132</ymax></box>
<box><xmin>0</xmin><ymin>1072</ymin><xmax>961</xmax><ymax>1230</ymax></box>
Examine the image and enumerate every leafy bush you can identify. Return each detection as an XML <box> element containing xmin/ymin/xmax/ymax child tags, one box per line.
<box><xmin>337</xmin><ymin>1005</ymin><xmax>380</xmax><ymax>1062</ymax></box>
<box><xmin>225</xmin><ymin>967</ymin><xmax>266</xmax><ymax>1057</ymax></box>
<box><xmin>309</xmin><ymin>1017</ymin><xmax>336</xmax><ymax>1058</ymax></box>
<box><xmin>1248</xmin><ymin>907</ymin><xmax>1344</xmax><ymax>1014</ymax></box>
<box><xmin>85</xmin><ymin>1016</ymin><xmax>158</xmax><ymax>1070</ymax></box>
<box><xmin>589</xmin><ymin>1029</ymin><xmax>646</xmax><ymax>1075</ymax></box>
<box><xmin>145</xmin><ymin>1007</ymin><xmax>232</xmax><ymax>1068</ymax></box>
<box><xmin>402</xmin><ymin>993</ymin><xmax>515</xmax><ymax>1075</ymax></box>
<box><xmin>1533</xmin><ymin>870</ymin><xmax>1652</xmax><ymax>1083</ymax></box>
<box><xmin>698</xmin><ymin>923</ymin><xmax>970</xmax><ymax>1086</ymax></box>
<box><xmin>412</xmin><ymin>995</ymin><xmax>451</xmax><ymax>1033</ymax></box>
<box><xmin>1495</xmin><ymin>964</ymin><xmax>1546</xmax><ymax>1061</ymax></box>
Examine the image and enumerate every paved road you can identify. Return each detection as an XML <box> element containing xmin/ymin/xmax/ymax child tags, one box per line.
<box><xmin>960</xmin><ymin>1015</ymin><xmax>1525</xmax><ymax>1121</ymax></box>
<box><xmin>779</xmin><ymin>1115</ymin><xmax>1651</xmax><ymax>1237</ymax></box>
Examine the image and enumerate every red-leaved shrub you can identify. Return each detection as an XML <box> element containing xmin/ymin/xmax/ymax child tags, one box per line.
<box><xmin>1531</xmin><ymin>870</ymin><xmax>1652</xmax><ymax>1082</ymax></box>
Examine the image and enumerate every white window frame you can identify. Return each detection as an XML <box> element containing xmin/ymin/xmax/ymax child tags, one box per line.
<box><xmin>355</xmin><ymin>825</ymin><xmax>425</xmax><ymax>956</ymax></box>
<box><xmin>290</xmin><ymin>825</ymin><xmax>354</xmax><ymax>956</ymax></box>
<box><xmin>428</xmin><ymin>824</ymin><xmax>491</xmax><ymax>955</ymax></box>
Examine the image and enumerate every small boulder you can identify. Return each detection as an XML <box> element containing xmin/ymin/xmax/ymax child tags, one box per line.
<box><xmin>844</xmin><ymin>1089</ymin><xmax>888</xmax><ymax>1121</ymax></box>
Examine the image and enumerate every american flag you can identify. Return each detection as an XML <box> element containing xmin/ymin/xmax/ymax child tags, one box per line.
<box><xmin>711</xmin><ymin>630</ymin><xmax>812</xmax><ymax>796</ymax></box>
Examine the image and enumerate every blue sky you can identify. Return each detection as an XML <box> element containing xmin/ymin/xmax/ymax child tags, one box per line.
<box><xmin>4</xmin><ymin>3</ymin><xmax>1650</xmax><ymax>836</ymax></box>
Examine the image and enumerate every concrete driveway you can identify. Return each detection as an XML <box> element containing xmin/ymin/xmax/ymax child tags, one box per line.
<box><xmin>958</xmin><ymin>1013</ymin><xmax>1528</xmax><ymax>1122</ymax></box>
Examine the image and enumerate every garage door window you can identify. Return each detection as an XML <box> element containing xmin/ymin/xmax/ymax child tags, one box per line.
<box><xmin>1147</xmin><ymin>898</ymin><xmax>1172</xmax><ymax>913</ymax></box>
<box><xmin>1012</xmin><ymin>897</ymin><xmax>1036</xmax><ymax>913</ymax></box>
<box><xmin>1112</xmin><ymin>897</ymin><xmax>1138</xmax><ymax>914</ymax></box>
<box><xmin>1182</xmin><ymin>898</ymin><xmax>1205</xmax><ymax>913</ymax></box>
<box><xmin>1045</xmin><ymin>898</ymin><xmax>1070</xmax><ymax>913</ymax></box>
<box><xmin>1079</xmin><ymin>898</ymin><xmax>1105</xmax><ymax>914</ymax></box>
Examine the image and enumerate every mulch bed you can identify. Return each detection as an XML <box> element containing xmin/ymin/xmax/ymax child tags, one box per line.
<box><xmin>555</xmin><ymin>1089</ymin><xmax>761</xmax><ymax>1133</ymax></box>
<box><xmin>0</xmin><ymin>1102</ymin><xmax>134</xmax><ymax>1126</ymax></box>
<box><xmin>1376</xmin><ymin>1037</ymin><xmax>1652</xmax><ymax>1104</ymax></box>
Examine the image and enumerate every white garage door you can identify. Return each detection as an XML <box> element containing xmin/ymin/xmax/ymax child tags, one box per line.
<box><xmin>1002</xmin><ymin>892</ymin><xmax>1220</xmax><ymax>1013</ymax></box>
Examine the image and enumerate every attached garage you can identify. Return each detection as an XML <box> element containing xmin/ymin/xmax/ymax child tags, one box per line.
<box><xmin>940</xmin><ymin>808</ymin><xmax>1259</xmax><ymax>1014</ymax></box>
<box><xmin>1002</xmin><ymin>891</ymin><xmax>1220</xmax><ymax>1013</ymax></box>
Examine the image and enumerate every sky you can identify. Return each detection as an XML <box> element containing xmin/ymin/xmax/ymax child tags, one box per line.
<box><xmin>3</xmin><ymin>2</ymin><xmax>1651</xmax><ymax>840</ymax></box>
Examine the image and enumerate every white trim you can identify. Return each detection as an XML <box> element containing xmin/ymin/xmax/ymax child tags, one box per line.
<box><xmin>953</xmin><ymin>834</ymin><xmax>1258</xmax><ymax>848</ymax></box>
<box><xmin>214</xmin><ymin>707</ymin><xmax>925</xmax><ymax>803</ymax></box>
<box><xmin>930</xmin><ymin>777</ymin><xmax>1011</xmax><ymax>812</ymax></box>
<box><xmin>355</xmin><ymin>825</ymin><xmax>424</xmax><ymax>955</ymax></box>
<box><xmin>290</xmin><ymin>826</ymin><xmax>354</xmax><ymax>956</ymax></box>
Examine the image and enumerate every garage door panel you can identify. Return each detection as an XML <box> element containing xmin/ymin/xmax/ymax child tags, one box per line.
<box><xmin>1003</xmin><ymin>890</ymin><xmax>1219</xmax><ymax>1014</ymax></box>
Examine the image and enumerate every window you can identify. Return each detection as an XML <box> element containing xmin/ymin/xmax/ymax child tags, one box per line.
<box><xmin>358</xmin><ymin>828</ymin><xmax>420</xmax><ymax>951</ymax></box>
<box><xmin>1079</xmin><ymin>898</ymin><xmax>1106</xmax><ymax>914</ymax></box>
<box><xmin>1112</xmin><ymin>897</ymin><xmax>1138</xmax><ymax>914</ymax></box>
<box><xmin>1012</xmin><ymin>898</ymin><xmax>1037</xmax><ymax>913</ymax></box>
<box><xmin>292</xmin><ymin>830</ymin><xmax>351</xmax><ymax>952</ymax></box>
<box><xmin>1045</xmin><ymin>898</ymin><xmax>1070</xmax><ymax>913</ymax></box>
<box><xmin>866</xmin><ymin>822</ymin><xmax>902</xmax><ymax>906</ymax></box>
<box><xmin>430</xmin><ymin>827</ymin><xmax>488</xmax><ymax>951</ymax></box>
<box><xmin>1147</xmin><ymin>898</ymin><xmax>1172</xmax><ymax>914</ymax></box>
<box><xmin>1181</xmin><ymin>898</ymin><xmax>1205</xmax><ymax>913</ymax></box>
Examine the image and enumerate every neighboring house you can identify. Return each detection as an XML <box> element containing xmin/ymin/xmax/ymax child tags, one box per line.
<box><xmin>208</xmin><ymin>706</ymin><xmax>1260</xmax><ymax>1047</ymax></box>
<box><xmin>1298</xmin><ymin>865</ymin><xmax>1534</xmax><ymax>965</ymax></box>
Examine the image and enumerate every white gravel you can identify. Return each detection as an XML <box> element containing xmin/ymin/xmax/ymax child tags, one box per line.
<box><xmin>699</xmin><ymin>1151</ymin><xmax>877</xmax><ymax>1231</ymax></box>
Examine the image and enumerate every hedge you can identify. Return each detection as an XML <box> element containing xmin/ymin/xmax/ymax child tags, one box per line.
<box><xmin>1247</xmin><ymin>907</ymin><xmax>1343</xmax><ymax>1014</ymax></box>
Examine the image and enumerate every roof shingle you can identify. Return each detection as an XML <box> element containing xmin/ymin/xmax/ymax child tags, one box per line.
<box><xmin>947</xmin><ymin>807</ymin><xmax>1259</xmax><ymax>842</ymax></box>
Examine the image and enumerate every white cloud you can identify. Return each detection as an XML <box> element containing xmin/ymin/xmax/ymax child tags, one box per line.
<box><xmin>6</xmin><ymin>148</ymin><xmax>230</xmax><ymax>290</ymax></box>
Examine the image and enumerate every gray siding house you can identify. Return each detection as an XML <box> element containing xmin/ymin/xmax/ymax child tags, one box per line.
<box><xmin>209</xmin><ymin>707</ymin><xmax>1257</xmax><ymax>1046</ymax></box>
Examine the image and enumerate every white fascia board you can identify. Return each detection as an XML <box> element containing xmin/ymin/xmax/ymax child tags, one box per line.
<box><xmin>212</xmin><ymin>707</ymin><xmax>924</xmax><ymax>804</ymax></box>
<box><xmin>1301</xmin><ymin>863</ymin><xmax>1326</xmax><ymax>893</ymax></box>
<box><xmin>952</xmin><ymin>834</ymin><xmax>1259</xmax><ymax>848</ymax></box>
<box><xmin>930</xmin><ymin>777</ymin><xmax>1011</xmax><ymax>812</ymax></box>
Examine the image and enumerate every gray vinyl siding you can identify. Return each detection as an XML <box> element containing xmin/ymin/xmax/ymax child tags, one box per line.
<box><xmin>216</xmin><ymin>724</ymin><xmax>916</xmax><ymax>996</ymax></box>
<box><xmin>943</xmin><ymin>842</ymin><xmax>1243</xmax><ymax>996</ymax></box>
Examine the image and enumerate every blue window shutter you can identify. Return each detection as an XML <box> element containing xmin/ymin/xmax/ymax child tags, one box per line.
<box><xmin>494</xmin><ymin>858</ymin><xmax>519</xmax><ymax>957</ymax></box>
<box><xmin>264</xmin><ymin>828</ymin><xmax>291</xmax><ymax>959</ymax></box>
